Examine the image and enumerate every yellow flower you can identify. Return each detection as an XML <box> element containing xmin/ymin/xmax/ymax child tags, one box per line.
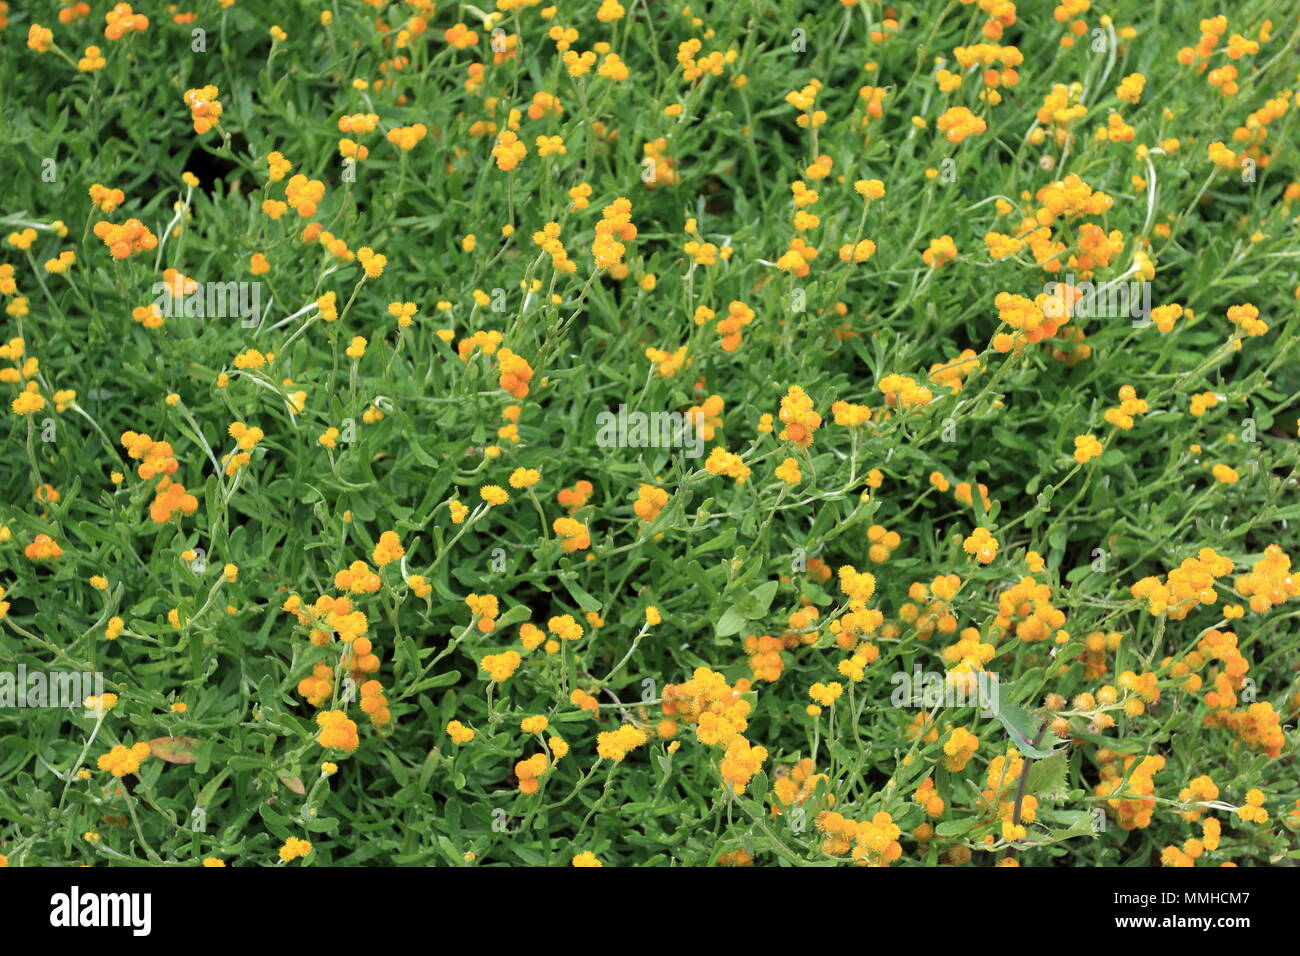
<box><xmin>480</xmin><ymin>485</ymin><xmax>509</xmax><ymax>506</ymax></box>
<box><xmin>446</xmin><ymin>720</ymin><xmax>476</xmax><ymax>744</ymax></box>
<box><xmin>97</xmin><ymin>742</ymin><xmax>152</xmax><ymax>778</ymax></box>
<box><xmin>27</xmin><ymin>24</ymin><xmax>54</xmax><ymax>53</ymax></box>
<box><xmin>480</xmin><ymin>651</ymin><xmax>522</xmax><ymax>683</ymax></box>
<box><xmin>509</xmin><ymin>467</ymin><xmax>541</xmax><ymax>489</ymax></box>
<box><xmin>962</xmin><ymin>527</ymin><xmax>999</xmax><ymax>565</ymax></box>
<box><xmin>1211</xmin><ymin>464</ymin><xmax>1239</xmax><ymax>484</ymax></box>
<box><xmin>809</xmin><ymin>682</ymin><xmax>843</xmax><ymax>707</ymax></box>
<box><xmin>278</xmin><ymin>837</ymin><xmax>313</xmax><ymax>862</ymax></box>
<box><xmin>1073</xmin><ymin>434</ymin><xmax>1103</xmax><ymax>464</ymax></box>
<box><xmin>854</xmin><ymin>178</ymin><xmax>886</xmax><ymax>199</ymax></box>
<box><xmin>520</xmin><ymin>715</ymin><xmax>549</xmax><ymax>734</ymax></box>
<box><xmin>372</xmin><ymin>530</ymin><xmax>405</xmax><ymax>566</ymax></box>
<box><xmin>596</xmin><ymin>723</ymin><xmax>648</xmax><ymax>761</ymax></box>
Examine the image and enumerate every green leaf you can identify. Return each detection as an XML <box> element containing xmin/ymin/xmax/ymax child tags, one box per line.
<box><xmin>991</xmin><ymin>702</ymin><xmax>1060</xmax><ymax>760</ymax></box>
<box><xmin>495</xmin><ymin>604</ymin><xmax>533</xmax><ymax>629</ymax></box>
<box><xmin>748</xmin><ymin>771</ymin><xmax>768</xmax><ymax>803</ymax></box>
<box><xmin>1042</xmin><ymin>811</ymin><xmax>1099</xmax><ymax>843</ymax></box>
<box><xmin>409</xmin><ymin>670</ymin><xmax>462</xmax><ymax>694</ymax></box>
<box><xmin>715</xmin><ymin>605</ymin><xmax>748</xmax><ymax>638</ymax></box>
<box><xmin>935</xmin><ymin>817</ymin><xmax>977</xmax><ymax>837</ymax></box>
<box><xmin>747</xmin><ymin>580</ymin><xmax>779</xmax><ymax>618</ymax></box>
<box><xmin>1026</xmin><ymin>753</ymin><xmax>1068</xmax><ymax>801</ymax></box>
<box><xmin>561</xmin><ymin>577</ymin><xmax>602</xmax><ymax>612</ymax></box>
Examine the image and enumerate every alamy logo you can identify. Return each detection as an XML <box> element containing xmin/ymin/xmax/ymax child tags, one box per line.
<box><xmin>1042</xmin><ymin>274</ymin><xmax>1151</xmax><ymax>322</ymax></box>
<box><xmin>1</xmin><ymin>665</ymin><xmax>104</xmax><ymax>716</ymax></box>
<box><xmin>594</xmin><ymin>404</ymin><xmax>704</xmax><ymax>458</ymax></box>
<box><xmin>49</xmin><ymin>886</ymin><xmax>152</xmax><ymax>936</ymax></box>
<box><xmin>152</xmin><ymin>278</ymin><xmax>262</xmax><ymax>323</ymax></box>
<box><xmin>889</xmin><ymin>666</ymin><xmax>1000</xmax><ymax>717</ymax></box>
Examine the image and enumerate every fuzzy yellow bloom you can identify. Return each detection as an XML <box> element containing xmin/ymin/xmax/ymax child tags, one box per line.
<box><xmin>509</xmin><ymin>467</ymin><xmax>541</xmax><ymax>489</ymax></box>
<box><xmin>962</xmin><ymin>527</ymin><xmax>999</xmax><ymax>564</ymax></box>
<box><xmin>278</xmin><ymin>837</ymin><xmax>312</xmax><ymax>862</ymax></box>
<box><xmin>480</xmin><ymin>485</ymin><xmax>509</xmax><ymax>506</ymax></box>
<box><xmin>809</xmin><ymin>682</ymin><xmax>843</xmax><ymax>707</ymax></box>
<box><xmin>520</xmin><ymin>715</ymin><xmax>549</xmax><ymax>735</ymax></box>
<box><xmin>1073</xmin><ymin>434</ymin><xmax>1103</xmax><ymax>463</ymax></box>
<box><xmin>97</xmin><ymin>742</ymin><xmax>151</xmax><ymax>778</ymax></box>
<box><xmin>596</xmin><ymin>723</ymin><xmax>648</xmax><ymax>761</ymax></box>
<box><xmin>480</xmin><ymin>651</ymin><xmax>522</xmax><ymax>683</ymax></box>
<box><xmin>446</xmin><ymin>720</ymin><xmax>476</xmax><ymax>744</ymax></box>
<box><xmin>370</xmin><ymin>530</ymin><xmax>403</xmax><ymax>566</ymax></box>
